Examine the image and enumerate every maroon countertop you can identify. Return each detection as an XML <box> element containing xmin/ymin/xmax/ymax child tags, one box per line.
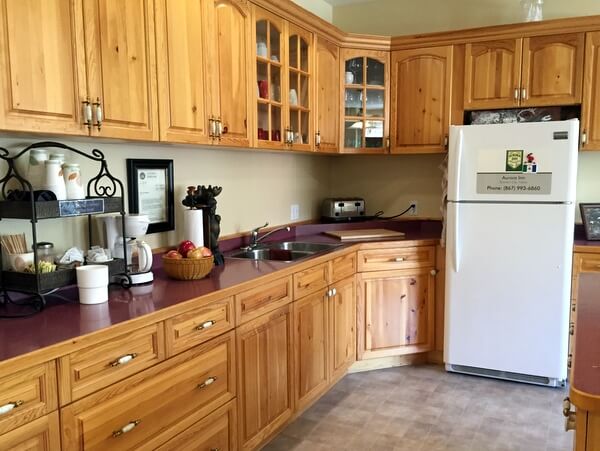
<box><xmin>0</xmin><ymin>220</ymin><xmax>442</xmax><ymax>364</ymax></box>
<box><xmin>571</xmin><ymin>273</ymin><xmax>600</xmax><ymax>407</ymax></box>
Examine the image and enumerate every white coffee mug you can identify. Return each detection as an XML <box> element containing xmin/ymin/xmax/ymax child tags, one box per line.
<box><xmin>289</xmin><ymin>89</ymin><xmax>298</xmax><ymax>106</ymax></box>
<box><xmin>345</xmin><ymin>71</ymin><xmax>354</xmax><ymax>84</ymax></box>
<box><xmin>257</xmin><ymin>42</ymin><xmax>267</xmax><ymax>57</ymax></box>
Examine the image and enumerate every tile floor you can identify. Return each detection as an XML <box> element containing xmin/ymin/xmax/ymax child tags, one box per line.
<box><xmin>262</xmin><ymin>364</ymin><xmax>573</xmax><ymax>451</ymax></box>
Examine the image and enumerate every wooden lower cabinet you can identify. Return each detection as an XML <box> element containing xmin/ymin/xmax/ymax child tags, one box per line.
<box><xmin>0</xmin><ymin>411</ymin><xmax>61</xmax><ymax>451</ymax></box>
<box><xmin>357</xmin><ymin>267</ymin><xmax>435</xmax><ymax>359</ymax></box>
<box><xmin>329</xmin><ymin>276</ymin><xmax>356</xmax><ymax>382</ymax></box>
<box><xmin>237</xmin><ymin>305</ymin><xmax>294</xmax><ymax>451</ymax></box>
<box><xmin>157</xmin><ymin>399</ymin><xmax>237</xmax><ymax>451</ymax></box>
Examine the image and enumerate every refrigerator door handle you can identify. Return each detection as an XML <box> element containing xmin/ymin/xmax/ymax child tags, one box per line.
<box><xmin>452</xmin><ymin>204</ymin><xmax>461</xmax><ymax>273</ymax></box>
<box><xmin>449</xmin><ymin>129</ymin><xmax>464</xmax><ymax>202</ymax></box>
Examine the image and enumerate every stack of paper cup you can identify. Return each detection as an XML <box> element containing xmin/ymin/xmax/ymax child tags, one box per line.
<box><xmin>76</xmin><ymin>265</ymin><xmax>109</xmax><ymax>304</ymax></box>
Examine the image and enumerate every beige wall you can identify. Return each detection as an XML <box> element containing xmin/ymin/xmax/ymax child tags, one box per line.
<box><xmin>291</xmin><ymin>0</ymin><xmax>333</xmax><ymax>22</ymax></box>
<box><xmin>333</xmin><ymin>0</ymin><xmax>600</xmax><ymax>35</ymax></box>
<box><xmin>0</xmin><ymin>136</ymin><xmax>331</xmax><ymax>252</ymax></box>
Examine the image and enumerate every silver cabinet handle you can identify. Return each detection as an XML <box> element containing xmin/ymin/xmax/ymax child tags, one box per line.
<box><xmin>521</xmin><ymin>88</ymin><xmax>527</xmax><ymax>100</ymax></box>
<box><xmin>216</xmin><ymin>118</ymin><xmax>223</xmax><ymax>138</ymax></box>
<box><xmin>110</xmin><ymin>353</ymin><xmax>138</xmax><ymax>367</ymax></box>
<box><xmin>315</xmin><ymin>131</ymin><xmax>321</xmax><ymax>147</ymax></box>
<box><xmin>331</xmin><ymin>288</ymin><xmax>337</xmax><ymax>296</ymax></box>
<box><xmin>198</xmin><ymin>376</ymin><xmax>217</xmax><ymax>389</ymax></box>
<box><xmin>326</xmin><ymin>289</ymin><xmax>332</xmax><ymax>297</ymax></box>
<box><xmin>443</xmin><ymin>135</ymin><xmax>448</xmax><ymax>148</ymax></box>
<box><xmin>582</xmin><ymin>131</ymin><xmax>587</xmax><ymax>145</ymax></box>
<box><xmin>113</xmin><ymin>419</ymin><xmax>141</xmax><ymax>437</ymax></box>
<box><xmin>569</xmin><ymin>322</ymin><xmax>575</xmax><ymax>336</ymax></box>
<box><xmin>393</xmin><ymin>257</ymin><xmax>405</xmax><ymax>262</ymax></box>
<box><xmin>0</xmin><ymin>400</ymin><xmax>24</xmax><ymax>416</ymax></box>
<box><xmin>209</xmin><ymin>117</ymin><xmax>216</xmax><ymax>138</ymax></box>
<box><xmin>195</xmin><ymin>320</ymin><xmax>216</xmax><ymax>331</ymax></box>
<box><xmin>82</xmin><ymin>98</ymin><xmax>92</xmax><ymax>130</ymax></box>
<box><xmin>430</xmin><ymin>269</ymin><xmax>438</xmax><ymax>276</ymax></box>
<box><xmin>93</xmin><ymin>97</ymin><xmax>103</xmax><ymax>131</ymax></box>
<box><xmin>514</xmin><ymin>88</ymin><xmax>519</xmax><ymax>101</ymax></box>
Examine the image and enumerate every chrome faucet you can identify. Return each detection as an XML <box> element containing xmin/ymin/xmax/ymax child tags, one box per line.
<box><xmin>247</xmin><ymin>222</ymin><xmax>291</xmax><ymax>249</ymax></box>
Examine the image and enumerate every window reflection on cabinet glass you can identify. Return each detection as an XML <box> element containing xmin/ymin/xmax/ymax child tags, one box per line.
<box><xmin>345</xmin><ymin>57</ymin><xmax>363</xmax><ymax>85</ymax></box>
<box><xmin>300</xmin><ymin>39</ymin><xmax>309</xmax><ymax>72</ymax></box>
<box><xmin>366</xmin><ymin>90</ymin><xmax>384</xmax><ymax>117</ymax></box>
<box><xmin>345</xmin><ymin>89</ymin><xmax>363</xmax><ymax>116</ymax></box>
<box><xmin>271</xmin><ymin>66</ymin><xmax>281</xmax><ymax>102</ymax></box>
<box><xmin>271</xmin><ymin>105</ymin><xmax>281</xmax><ymax>141</ymax></box>
<box><xmin>345</xmin><ymin>120</ymin><xmax>363</xmax><ymax>148</ymax></box>
<box><xmin>270</xmin><ymin>24</ymin><xmax>281</xmax><ymax>61</ymax></box>
<box><xmin>365</xmin><ymin>120</ymin><xmax>383</xmax><ymax>147</ymax></box>
<box><xmin>366</xmin><ymin>58</ymin><xmax>384</xmax><ymax>86</ymax></box>
<box><xmin>289</xmin><ymin>35</ymin><xmax>298</xmax><ymax>68</ymax></box>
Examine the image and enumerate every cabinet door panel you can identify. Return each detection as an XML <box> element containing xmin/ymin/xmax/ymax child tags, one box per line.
<box><xmin>329</xmin><ymin>276</ymin><xmax>356</xmax><ymax>382</ymax></box>
<box><xmin>155</xmin><ymin>0</ymin><xmax>211</xmax><ymax>144</ymax></box>
<box><xmin>0</xmin><ymin>0</ymin><xmax>87</xmax><ymax>135</ymax></box>
<box><xmin>207</xmin><ymin>0</ymin><xmax>252</xmax><ymax>147</ymax></box>
<box><xmin>464</xmin><ymin>39</ymin><xmax>522</xmax><ymax>109</ymax></box>
<box><xmin>0</xmin><ymin>412</ymin><xmax>61</xmax><ymax>451</ymax></box>
<box><xmin>582</xmin><ymin>31</ymin><xmax>600</xmax><ymax>151</ymax></box>
<box><xmin>391</xmin><ymin>46</ymin><xmax>452</xmax><ymax>154</ymax></box>
<box><xmin>315</xmin><ymin>37</ymin><xmax>339</xmax><ymax>152</ymax></box>
<box><xmin>294</xmin><ymin>291</ymin><xmax>328</xmax><ymax>411</ymax></box>
<box><xmin>521</xmin><ymin>33</ymin><xmax>584</xmax><ymax>107</ymax></box>
<box><xmin>83</xmin><ymin>0</ymin><xmax>158</xmax><ymax>140</ymax></box>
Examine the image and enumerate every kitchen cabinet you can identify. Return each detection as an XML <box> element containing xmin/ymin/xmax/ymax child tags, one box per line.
<box><xmin>315</xmin><ymin>36</ymin><xmax>340</xmax><ymax>153</ymax></box>
<box><xmin>340</xmin><ymin>49</ymin><xmax>390</xmax><ymax>154</ymax></box>
<box><xmin>0</xmin><ymin>0</ymin><xmax>88</xmax><ymax>135</ymax></box>
<box><xmin>464</xmin><ymin>33</ymin><xmax>584</xmax><ymax>109</ymax></box>
<box><xmin>0</xmin><ymin>412</ymin><xmax>61</xmax><ymax>451</ymax></box>
<box><xmin>237</xmin><ymin>305</ymin><xmax>294</xmax><ymax>451</ymax></box>
<box><xmin>82</xmin><ymin>0</ymin><xmax>158</xmax><ymax>140</ymax></box>
<box><xmin>582</xmin><ymin>31</ymin><xmax>600</xmax><ymax>150</ymax></box>
<box><xmin>328</xmin><ymin>275</ymin><xmax>356</xmax><ymax>383</ymax></box>
<box><xmin>156</xmin><ymin>0</ymin><xmax>252</xmax><ymax>147</ymax></box>
<box><xmin>390</xmin><ymin>45</ymin><xmax>453</xmax><ymax>154</ymax></box>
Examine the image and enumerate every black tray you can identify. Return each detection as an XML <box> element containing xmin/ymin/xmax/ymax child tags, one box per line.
<box><xmin>0</xmin><ymin>197</ymin><xmax>123</xmax><ymax>220</ymax></box>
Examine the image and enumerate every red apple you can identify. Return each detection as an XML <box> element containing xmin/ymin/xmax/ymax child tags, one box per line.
<box><xmin>164</xmin><ymin>250</ymin><xmax>183</xmax><ymax>259</ymax></box>
<box><xmin>177</xmin><ymin>240</ymin><xmax>196</xmax><ymax>257</ymax></box>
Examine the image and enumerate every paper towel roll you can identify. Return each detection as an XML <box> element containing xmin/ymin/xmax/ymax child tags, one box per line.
<box><xmin>183</xmin><ymin>209</ymin><xmax>204</xmax><ymax>247</ymax></box>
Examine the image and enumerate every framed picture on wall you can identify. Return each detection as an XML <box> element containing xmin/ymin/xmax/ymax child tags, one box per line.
<box><xmin>580</xmin><ymin>203</ymin><xmax>600</xmax><ymax>241</ymax></box>
<box><xmin>126</xmin><ymin>159</ymin><xmax>174</xmax><ymax>234</ymax></box>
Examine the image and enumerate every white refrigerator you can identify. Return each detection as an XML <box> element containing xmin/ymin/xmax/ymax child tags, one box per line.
<box><xmin>444</xmin><ymin>119</ymin><xmax>579</xmax><ymax>387</ymax></box>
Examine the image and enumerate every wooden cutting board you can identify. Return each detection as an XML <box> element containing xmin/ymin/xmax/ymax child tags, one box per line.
<box><xmin>323</xmin><ymin>229</ymin><xmax>406</xmax><ymax>241</ymax></box>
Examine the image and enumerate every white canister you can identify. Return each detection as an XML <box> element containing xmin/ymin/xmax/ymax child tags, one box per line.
<box><xmin>42</xmin><ymin>159</ymin><xmax>66</xmax><ymax>200</ymax></box>
<box><xmin>63</xmin><ymin>163</ymin><xmax>85</xmax><ymax>199</ymax></box>
<box><xmin>26</xmin><ymin>149</ymin><xmax>48</xmax><ymax>190</ymax></box>
<box><xmin>49</xmin><ymin>153</ymin><xmax>65</xmax><ymax>164</ymax></box>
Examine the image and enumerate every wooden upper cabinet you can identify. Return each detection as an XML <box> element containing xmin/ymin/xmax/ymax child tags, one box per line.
<box><xmin>521</xmin><ymin>33</ymin><xmax>584</xmax><ymax>107</ymax></box>
<box><xmin>82</xmin><ymin>0</ymin><xmax>158</xmax><ymax>140</ymax></box>
<box><xmin>0</xmin><ymin>0</ymin><xmax>88</xmax><ymax>135</ymax></box>
<box><xmin>315</xmin><ymin>37</ymin><xmax>340</xmax><ymax>153</ymax></box>
<box><xmin>582</xmin><ymin>31</ymin><xmax>600</xmax><ymax>150</ymax></box>
<box><xmin>340</xmin><ymin>49</ymin><xmax>390</xmax><ymax>154</ymax></box>
<box><xmin>155</xmin><ymin>0</ymin><xmax>211</xmax><ymax>144</ymax></box>
<box><xmin>464</xmin><ymin>39</ymin><xmax>522</xmax><ymax>109</ymax></box>
<box><xmin>390</xmin><ymin>46</ymin><xmax>452</xmax><ymax>154</ymax></box>
<box><xmin>206</xmin><ymin>0</ymin><xmax>253</xmax><ymax>147</ymax></box>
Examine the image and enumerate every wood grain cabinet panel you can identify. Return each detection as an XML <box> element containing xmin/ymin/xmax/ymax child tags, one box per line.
<box><xmin>390</xmin><ymin>46</ymin><xmax>453</xmax><ymax>154</ymax></box>
<box><xmin>329</xmin><ymin>275</ymin><xmax>356</xmax><ymax>382</ymax></box>
<box><xmin>315</xmin><ymin>36</ymin><xmax>340</xmax><ymax>153</ymax></box>
<box><xmin>82</xmin><ymin>0</ymin><xmax>158</xmax><ymax>140</ymax></box>
<box><xmin>582</xmin><ymin>31</ymin><xmax>600</xmax><ymax>150</ymax></box>
<box><xmin>293</xmin><ymin>262</ymin><xmax>329</xmax><ymax>299</ymax></box>
<box><xmin>235</xmin><ymin>276</ymin><xmax>292</xmax><ymax>325</ymax></box>
<box><xmin>165</xmin><ymin>296</ymin><xmax>234</xmax><ymax>357</ymax></box>
<box><xmin>0</xmin><ymin>361</ymin><xmax>57</xmax><ymax>436</ymax></box>
<box><xmin>237</xmin><ymin>306</ymin><xmax>293</xmax><ymax>451</ymax></box>
<box><xmin>358</xmin><ymin>246</ymin><xmax>435</xmax><ymax>272</ymax></box>
<box><xmin>58</xmin><ymin>323</ymin><xmax>164</xmax><ymax>405</ymax></box>
<box><xmin>0</xmin><ymin>0</ymin><xmax>88</xmax><ymax>135</ymax></box>
<box><xmin>156</xmin><ymin>399</ymin><xmax>237</xmax><ymax>451</ymax></box>
<box><xmin>330</xmin><ymin>251</ymin><xmax>356</xmax><ymax>284</ymax></box>
<box><xmin>61</xmin><ymin>332</ymin><xmax>236</xmax><ymax>451</ymax></box>
<box><xmin>0</xmin><ymin>411</ymin><xmax>61</xmax><ymax>451</ymax></box>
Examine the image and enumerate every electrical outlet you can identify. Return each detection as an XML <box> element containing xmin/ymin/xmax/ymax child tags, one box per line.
<box><xmin>408</xmin><ymin>200</ymin><xmax>418</xmax><ymax>216</ymax></box>
<box><xmin>290</xmin><ymin>204</ymin><xmax>300</xmax><ymax>221</ymax></box>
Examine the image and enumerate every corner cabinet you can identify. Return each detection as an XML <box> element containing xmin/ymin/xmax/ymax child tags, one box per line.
<box><xmin>155</xmin><ymin>0</ymin><xmax>253</xmax><ymax>147</ymax></box>
<box><xmin>390</xmin><ymin>46</ymin><xmax>453</xmax><ymax>154</ymax></box>
<box><xmin>582</xmin><ymin>31</ymin><xmax>600</xmax><ymax>150</ymax></box>
<box><xmin>315</xmin><ymin>37</ymin><xmax>340</xmax><ymax>153</ymax></box>
<box><xmin>340</xmin><ymin>49</ymin><xmax>389</xmax><ymax>154</ymax></box>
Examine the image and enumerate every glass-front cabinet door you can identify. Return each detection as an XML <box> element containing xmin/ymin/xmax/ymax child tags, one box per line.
<box><xmin>287</xmin><ymin>24</ymin><xmax>313</xmax><ymax>150</ymax></box>
<box><xmin>254</xmin><ymin>8</ymin><xmax>285</xmax><ymax>149</ymax></box>
<box><xmin>340</xmin><ymin>50</ymin><xmax>389</xmax><ymax>153</ymax></box>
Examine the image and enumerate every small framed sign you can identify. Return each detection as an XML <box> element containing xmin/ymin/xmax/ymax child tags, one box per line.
<box><xmin>580</xmin><ymin>203</ymin><xmax>600</xmax><ymax>241</ymax></box>
<box><xmin>126</xmin><ymin>159</ymin><xmax>174</xmax><ymax>234</ymax></box>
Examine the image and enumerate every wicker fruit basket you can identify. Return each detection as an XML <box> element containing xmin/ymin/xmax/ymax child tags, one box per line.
<box><xmin>162</xmin><ymin>255</ymin><xmax>214</xmax><ymax>280</ymax></box>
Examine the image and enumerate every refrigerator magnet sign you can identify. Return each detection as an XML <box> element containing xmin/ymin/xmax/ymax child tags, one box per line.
<box><xmin>505</xmin><ymin>150</ymin><xmax>524</xmax><ymax>172</ymax></box>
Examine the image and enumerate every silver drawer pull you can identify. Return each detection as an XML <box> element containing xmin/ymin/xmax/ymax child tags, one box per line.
<box><xmin>198</xmin><ymin>376</ymin><xmax>217</xmax><ymax>389</ymax></box>
<box><xmin>112</xmin><ymin>419</ymin><xmax>141</xmax><ymax>437</ymax></box>
<box><xmin>393</xmin><ymin>257</ymin><xmax>405</xmax><ymax>262</ymax></box>
<box><xmin>331</xmin><ymin>288</ymin><xmax>337</xmax><ymax>296</ymax></box>
<box><xmin>565</xmin><ymin>413</ymin><xmax>576</xmax><ymax>431</ymax></box>
<box><xmin>0</xmin><ymin>400</ymin><xmax>24</xmax><ymax>415</ymax></box>
<box><xmin>110</xmin><ymin>353</ymin><xmax>138</xmax><ymax>367</ymax></box>
<box><xmin>195</xmin><ymin>320</ymin><xmax>216</xmax><ymax>331</ymax></box>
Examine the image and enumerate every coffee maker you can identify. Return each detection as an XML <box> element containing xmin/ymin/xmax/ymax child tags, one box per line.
<box><xmin>98</xmin><ymin>214</ymin><xmax>154</xmax><ymax>285</ymax></box>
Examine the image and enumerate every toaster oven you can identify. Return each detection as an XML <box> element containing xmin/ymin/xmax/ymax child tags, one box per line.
<box><xmin>321</xmin><ymin>198</ymin><xmax>366</xmax><ymax>222</ymax></box>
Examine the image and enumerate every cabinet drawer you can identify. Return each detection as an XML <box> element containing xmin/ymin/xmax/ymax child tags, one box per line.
<box><xmin>357</xmin><ymin>246</ymin><xmax>435</xmax><ymax>272</ymax></box>
<box><xmin>0</xmin><ymin>361</ymin><xmax>57</xmax><ymax>435</ymax></box>
<box><xmin>0</xmin><ymin>411</ymin><xmax>61</xmax><ymax>451</ymax></box>
<box><xmin>235</xmin><ymin>276</ymin><xmax>292</xmax><ymax>324</ymax></box>
<box><xmin>330</xmin><ymin>252</ymin><xmax>356</xmax><ymax>284</ymax></box>
<box><xmin>294</xmin><ymin>262</ymin><xmax>329</xmax><ymax>299</ymax></box>
<box><xmin>61</xmin><ymin>332</ymin><xmax>236</xmax><ymax>451</ymax></box>
<box><xmin>156</xmin><ymin>399</ymin><xmax>237</xmax><ymax>451</ymax></box>
<box><xmin>580</xmin><ymin>254</ymin><xmax>600</xmax><ymax>273</ymax></box>
<box><xmin>58</xmin><ymin>323</ymin><xmax>165</xmax><ymax>404</ymax></box>
<box><xmin>165</xmin><ymin>296</ymin><xmax>234</xmax><ymax>356</ymax></box>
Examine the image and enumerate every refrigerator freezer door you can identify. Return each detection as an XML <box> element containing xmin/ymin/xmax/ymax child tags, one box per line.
<box><xmin>444</xmin><ymin>202</ymin><xmax>574</xmax><ymax>381</ymax></box>
<box><xmin>447</xmin><ymin>120</ymin><xmax>579</xmax><ymax>203</ymax></box>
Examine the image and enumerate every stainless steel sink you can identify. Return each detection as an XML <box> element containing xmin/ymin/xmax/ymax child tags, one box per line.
<box><xmin>226</xmin><ymin>241</ymin><xmax>341</xmax><ymax>262</ymax></box>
